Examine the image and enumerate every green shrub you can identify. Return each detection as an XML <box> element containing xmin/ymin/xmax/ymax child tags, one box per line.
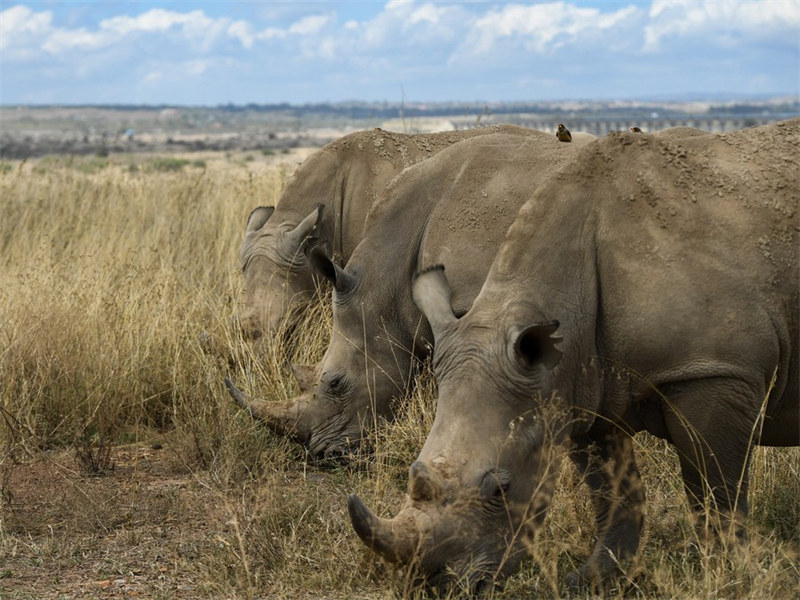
<box><xmin>148</xmin><ymin>157</ymin><xmax>190</xmax><ymax>172</ymax></box>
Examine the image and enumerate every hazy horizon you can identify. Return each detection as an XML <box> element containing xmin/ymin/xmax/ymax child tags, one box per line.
<box><xmin>2</xmin><ymin>91</ymin><xmax>798</xmax><ymax>110</ymax></box>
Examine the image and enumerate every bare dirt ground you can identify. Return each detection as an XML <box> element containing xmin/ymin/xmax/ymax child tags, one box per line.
<box><xmin>0</xmin><ymin>436</ymin><xmax>358</xmax><ymax>600</ymax></box>
<box><xmin>3</xmin><ymin>438</ymin><xmax>221</xmax><ymax>598</ymax></box>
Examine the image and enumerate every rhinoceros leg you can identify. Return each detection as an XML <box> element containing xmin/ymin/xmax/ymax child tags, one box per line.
<box><xmin>566</xmin><ymin>429</ymin><xmax>645</xmax><ymax>589</ymax></box>
<box><xmin>662</xmin><ymin>377</ymin><xmax>759</xmax><ymax>543</ymax></box>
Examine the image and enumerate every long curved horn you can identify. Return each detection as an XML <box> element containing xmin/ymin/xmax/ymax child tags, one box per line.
<box><xmin>224</xmin><ymin>378</ymin><xmax>313</xmax><ymax>443</ymax></box>
<box><xmin>348</xmin><ymin>495</ymin><xmax>422</xmax><ymax>564</ymax></box>
<box><xmin>412</xmin><ymin>265</ymin><xmax>457</xmax><ymax>335</ymax></box>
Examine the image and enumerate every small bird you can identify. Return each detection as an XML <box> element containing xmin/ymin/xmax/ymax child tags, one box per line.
<box><xmin>556</xmin><ymin>123</ymin><xmax>572</xmax><ymax>142</ymax></box>
<box><xmin>630</xmin><ymin>126</ymin><xmax>643</xmax><ymax>133</ymax></box>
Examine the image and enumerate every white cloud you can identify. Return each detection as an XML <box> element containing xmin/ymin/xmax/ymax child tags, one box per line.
<box><xmin>318</xmin><ymin>37</ymin><xmax>338</xmax><ymax>61</ymax></box>
<box><xmin>385</xmin><ymin>0</ymin><xmax>410</xmax><ymax>11</ymax></box>
<box><xmin>42</xmin><ymin>27</ymin><xmax>112</xmax><ymax>53</ymax></box>
<box><xmin>409</xmin><ymin>4</ymin><xmax>446</xmax><ymax>25</ymax></box>
<box><xmin>288</xmin><ymin>14</ymin><xmax>329</xmax><ymax>36</ymax></box>
<box><xmin>645</xmin><ymin>0</ymin><xmax>800</xmax><ymax>50</ymax></box>
<box><xmin>254</xmin><ymin>13</ymin><xmax>330</xmax><ymax>43</ymax></box>
<box><xmin>227</xmin><ymin>21</ymin><xmax>254</xmax><ymax>49</ymax></box>
<box><xmin>100</xmin><ymin>8</ymin><xmax>214</xmax><ymax>35</ymax></box>
<box><xmin>0</xmin><ymin>4</ymin><xmax>53</xmax><ymax>59</ymax></box>
<box><xmin>0</xmin><ymin>5</ymin><xmax>52</xmax><ymax>47</ymax></box>
<box><xmin>2</xmin><ymin>5</ymin><xmax>246</xmax><ymax>57</ymax></box>
<box><xmin>464</xmin><ymin>2</ymin><xmax>640</xmax><ymax>54</ymax></box>
<box><xmin>185</xmin><ymin>58</ymin><xmax>213</xmax><ymax>76</ymax></box>
<box><xmin>352</xmin><ymin>0</ymin><xmax>466</xmax><ymax>53</ymax></box>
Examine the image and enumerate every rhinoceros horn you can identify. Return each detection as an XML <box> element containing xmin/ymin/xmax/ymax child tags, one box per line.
<box><xmin>349</xmin><ymin>459</ymin><xmax>446</xmax><ymax>564</ymax></box>
<box><xmin>348</xmin><ymin>494</ymin><xmax>424</xmax><ymax>564</ymax></box>
<box><xmin>224</xmin><ymin>378</ymin><xmax>313</xmax><ymax>443</ymax></box>
<box><xmin>413</xmin><ymin>265</ymin><xmax>457</xmax><ymax>335</ymax></box>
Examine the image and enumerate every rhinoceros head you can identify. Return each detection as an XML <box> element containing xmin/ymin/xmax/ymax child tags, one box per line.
<box><xmin>349</xmin><ymin>266</ymin><xmax>570</xmax><ymax>594</ymax></box>
<box><xmin>228</xmin><ymin>245</ymin><xmax>424</xmax><ymax>457</ymax></box>
<box><xmin>294</xmin><ymin>246</ymin><xmax>422</xmax><ymax>455</ymax></box>
<box><xmin>237</xmin><ymin>206</ymin><xmax>322</xmax><ymax>341</ymax></box>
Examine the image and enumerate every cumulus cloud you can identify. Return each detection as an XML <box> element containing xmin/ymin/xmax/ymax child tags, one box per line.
<box><xmin>227</xmin><ymin>20</ymin><xmax>255</xmax><ymax>49</ymax></box>
<box><xmin>0</xmin><ymin>4</ymin><xmax>51</xmax><ymax>44</ymax></box>
<box><xmin>645</xmin><ymin>0</ymin><xmax>800</xmax><ymax>50</ymax></box>
<box><xmin>288</xmin><ymin>14</ymin><xmax>330</xmax><ymax>36</ymax></box>
<box><xmin>101</xmin><ymin>9</ymin><xmax>214</xmax><ymax>36</ymax></box>
<box><xmin>464</xmin><ymin>2</ymin><xmax>641</xmax><ymax>55</ymax></box>
<box><xmin>0</xmin><ymin>4</ymin><xmax>53</xmax><ymax>59</ymax></box>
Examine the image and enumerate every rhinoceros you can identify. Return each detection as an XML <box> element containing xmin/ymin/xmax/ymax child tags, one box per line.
<box><xmin>348</xmin><ymin>119</ymin><xmax>800</xmax><ymax>593</ymax></box>
<box><xmin>226</xmin><ymin>129</ymin><xmax>595</xmax><ymax>456</ymax></box>
<box><xmin>236</xmin><ymin>125</ymin><xmax>533</xmax><ymax>340</ymax></box>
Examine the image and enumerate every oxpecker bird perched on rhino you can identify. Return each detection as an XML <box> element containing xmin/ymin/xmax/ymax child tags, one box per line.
<box><xmin>556</xmin><ymin>123</ymin><xmax>572</xmax><ymax>142</ymax></box>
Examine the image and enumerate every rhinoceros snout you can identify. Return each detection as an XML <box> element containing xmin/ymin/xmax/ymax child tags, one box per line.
<box><xmin>233</xmin><ymin>312</ymin><xmax>264</xmax><ymax>340</ymax></box>
<box><xmin>409</xmin><ymin>461</ymin><xmax>445</xmax><ymax>503</ymax></box>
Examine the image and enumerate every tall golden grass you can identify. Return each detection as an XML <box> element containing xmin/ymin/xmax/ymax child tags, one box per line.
<box><xmin>0</xmin><ymin>152</ymin><xmax>797</xmax><ymax>598</ymax></box>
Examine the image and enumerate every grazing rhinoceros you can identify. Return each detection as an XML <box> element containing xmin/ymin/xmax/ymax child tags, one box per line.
<box><xmin>236</xmin><ymin>125</ymin><xmax>532</xmax><ymax>340</ymax></box>
<box><xmin>226</xmin><ymin>129</ymin><xmax>595</xmax><ymax>456</ymax></box>
<box><xmin>348</xmin><ymin>119</ymin><xmax>800</xmax><ymax>593</ymax></box>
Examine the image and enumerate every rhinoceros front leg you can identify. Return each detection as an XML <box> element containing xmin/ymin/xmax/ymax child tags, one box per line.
<box><xmin>662</xmin><ymin>377</ymin><xmax>760</xmax><ymax>544</ymax></box>
<box><xmin>567</xmin><ymin>429</ymin><xmax>645</xmax><ymax>589</ymax></box>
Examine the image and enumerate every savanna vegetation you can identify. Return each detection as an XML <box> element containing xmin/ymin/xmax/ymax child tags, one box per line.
<box><xmin>0</xmin><ymin>150</ymin><xmax>797</xmax><ymax>599</ymax></box>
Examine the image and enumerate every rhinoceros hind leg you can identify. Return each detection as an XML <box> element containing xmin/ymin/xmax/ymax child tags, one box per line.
<box><xmin>662</xmin><ymin>377</ymin><xmax>760</xmax><ymax>544</ymax></box>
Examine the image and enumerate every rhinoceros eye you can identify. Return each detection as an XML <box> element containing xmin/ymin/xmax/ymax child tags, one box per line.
<box><xmin>322</xmin><ymin>372</ymin><xmax>346</xmax><ymax>395</ymax></box>
<box><xmin>480</xmin><ymin>470</ymin><xmax>511</xmax><ymax>504</ymax></box>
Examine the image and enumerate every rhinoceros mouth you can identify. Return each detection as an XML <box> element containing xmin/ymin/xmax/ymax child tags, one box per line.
<box><xmin>403</xmin><ymin>549</ymin><xmax>516</xmax><ymax>598</ymax></box>
<box><xmin>307</xmin><ymin>439</ymin><xmax>361</xmax><ymax>463</ymax></box>
<box><xmin>307</xmin><ymin>421</ymin><xmax>364</xmax><ymax>459</ymax></box>
<box><xmin>419</xmin><ymin>562</ymin><xmax>491</xmax><ymax>596</ymax></box>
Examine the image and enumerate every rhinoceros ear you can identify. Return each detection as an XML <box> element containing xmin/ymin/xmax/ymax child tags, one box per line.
<box><xmin>285</xmin><ymin>204</ymin><xmax>323</xmax><ymax>250</ymax></box>
<box><xmin>514</xmin><ymin>321</ymin><xmax>562</xmax><ymax>370</ymax></box>
<box><xmin>246</xmin><ymin>206</ymin><xmax>275</xmax><ymax>232</ymax></box>
<box><xmin>413</xmin><ymin>265</ymin><xmax>457</xmax><ymax>335</ymax></box>
<box><xmin>306</xmin><ymin>245</ymin><xmax>355</xmax><ymax>294</ymax></box>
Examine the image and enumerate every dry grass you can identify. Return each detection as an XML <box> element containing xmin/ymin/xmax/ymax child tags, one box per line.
<box><xmin>0</xmin><ymin>151</ymin><xmax>797</xmax><ymax>599</ymax></box>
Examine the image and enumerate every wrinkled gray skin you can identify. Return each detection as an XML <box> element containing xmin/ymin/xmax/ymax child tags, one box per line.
<box><xmin>349</xmin><ymin>119</ymin><xmax>800</xmax><ymax>593</ymax></box>
<box><xmin>237</xmin><ymin>125</ymin><xmax>532</xmax><ymax>341</ymax></box>
<box><xmin>228</xmin><ymin>129</ymin><xmax>595</xmax><ymax>456</ymax></box>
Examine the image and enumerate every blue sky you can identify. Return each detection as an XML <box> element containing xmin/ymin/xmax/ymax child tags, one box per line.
<box><xmin>1</xmin><ymin>1</ymin><xmax>798</xmax><ymax>105</ymax></box>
